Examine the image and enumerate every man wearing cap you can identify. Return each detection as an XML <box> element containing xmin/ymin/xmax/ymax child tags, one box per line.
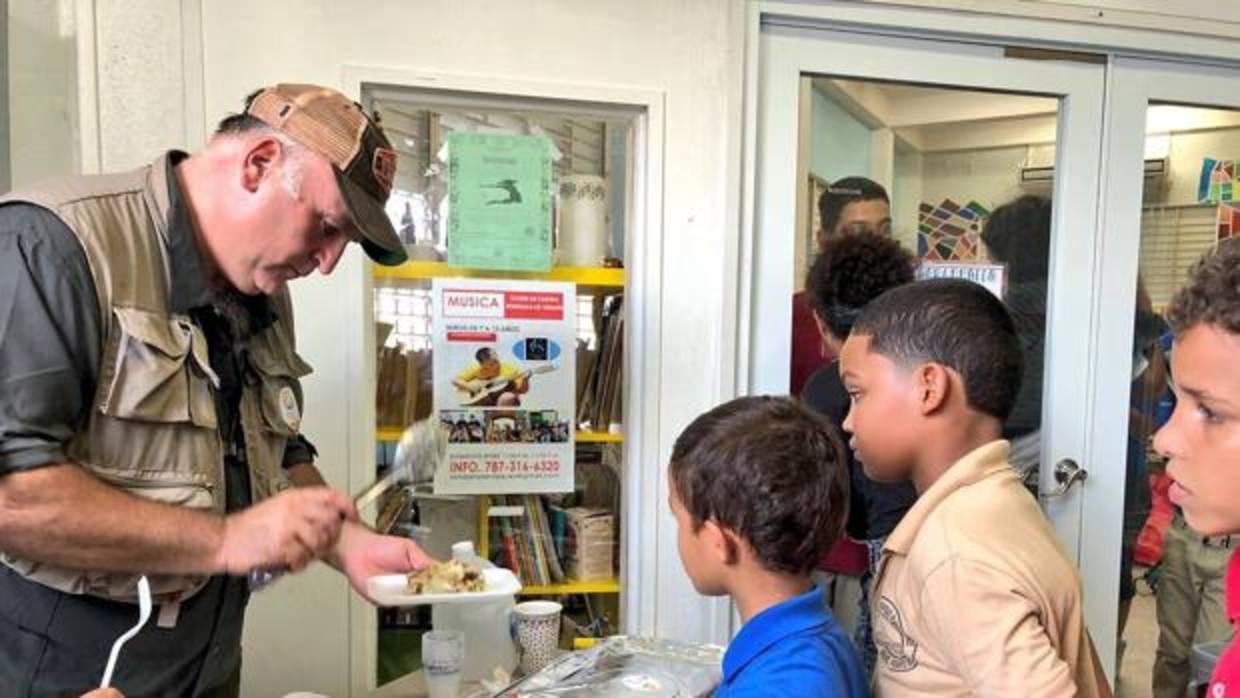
<box><xmin>0</xmin><ymin>84</ymin><xmax>427</xmax><ymax>696</ymax></box>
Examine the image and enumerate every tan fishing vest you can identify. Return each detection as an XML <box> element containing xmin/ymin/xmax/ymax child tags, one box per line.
<box><xmin>0</xmin><ymin>153</ymin><xmax>312</xmax><ymax>604</ymax></box>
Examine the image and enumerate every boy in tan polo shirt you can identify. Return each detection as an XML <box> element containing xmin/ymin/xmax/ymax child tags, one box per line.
<box><xmin>839</xmin><ymin>279</ymin><xmax>1110</xmax><ymax>697</ymax></box>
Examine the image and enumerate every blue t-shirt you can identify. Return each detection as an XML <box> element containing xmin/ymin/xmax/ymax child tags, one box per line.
<box><xmin>715</xmin><ymin>585</ymin><xmax>868</xmax><ymax>697</ymax></box>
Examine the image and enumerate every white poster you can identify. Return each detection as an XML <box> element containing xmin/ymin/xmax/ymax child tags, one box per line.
<box><xmin>431</xmin><ymin>278</ymin><xmax>576</xmax><ymax>494</ymax></box>
<box><xmin>917</xmin><ymin>261</ymin><xmax>1007</xmax><ymax>299</ymax></box>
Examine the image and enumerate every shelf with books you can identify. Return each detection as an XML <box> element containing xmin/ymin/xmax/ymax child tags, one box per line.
<box><xmin>373</xmin><ymin>260</ymin><xmax>624</xmax><ymax>289</ymax></box>
<box><xmin>477</xmin><ymin>494</ymin><xmax>619</xmax><ymax>596</ymax></box>
<box><xmin>574</xmin><ymin>431</ymin><xmax>623</xmax><ymax>443</ymax></box>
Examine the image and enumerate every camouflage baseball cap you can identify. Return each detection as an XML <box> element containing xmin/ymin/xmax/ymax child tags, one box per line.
<box><xmin>247</xmin><ymin>84</ymin><xmax>408</xmax><ymax>266</ymax></box>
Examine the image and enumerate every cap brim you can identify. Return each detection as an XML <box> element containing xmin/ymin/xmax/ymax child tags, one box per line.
<box><xmin>335</xmin><ymin>168</ymin><xmax>408</xmax><ymax>266</ymax></box>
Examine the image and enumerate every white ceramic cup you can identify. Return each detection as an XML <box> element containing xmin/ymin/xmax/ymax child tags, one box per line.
<box><xmin>422</xmin><ymin>630</ymin><xmax>465</xmax><ymax>698</ymax></box>
<box><xmin>513</xmin><ymin>600</ymin><xmax>562</xmax><ymax>675</ymax></box>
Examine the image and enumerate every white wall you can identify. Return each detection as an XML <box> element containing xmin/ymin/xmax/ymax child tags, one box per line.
<box><xmin>809</xmin><ymin>86</ymin><xmax>872</xmax><ymax>181</ymax></box>
<box><xmin>891</xmin><ymin>142</ymin><xmax>922</xmax><ymax>251</ymax></box>
<box><xmin>902</xmin><ymin>120</ymin><xmax>1240</xmax><ymax>218</ymax></box>
<box><xmin>919</xmin><ymin>146</ymin><xmax>1031</xmax><ymax>215</ymax></box>
<box><xmin>7</xmin><ymin>0</ymin><xmax>78</xmax><ymax>187</ymax></box>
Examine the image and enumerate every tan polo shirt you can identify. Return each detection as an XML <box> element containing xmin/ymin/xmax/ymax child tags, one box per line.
<box><xmin>872</xmin><ymin>441</ymin><xmax>1111</xmax><ymax>698</ymax></box>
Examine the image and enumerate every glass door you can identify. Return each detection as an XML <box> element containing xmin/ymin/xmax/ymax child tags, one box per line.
<box><xmin>1091</xmin><ymin>56</ymin><xmax>1240</xmax><ymax>697</ymax></box>
<box><xmin>748</xmin><ymin>13</ymin><xmax>1114</xmax><ymax>674</ymax></box>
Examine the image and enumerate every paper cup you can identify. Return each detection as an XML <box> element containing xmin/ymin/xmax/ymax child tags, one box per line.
<box><xmin>422</xmin><ymin>630</ymin><xmax>465</xmax><ymax>698</ymax></box>
<box><xmin>514</xmin><ymin>600</ymin><xmax>562</xmax><ymax>675</ymax></box>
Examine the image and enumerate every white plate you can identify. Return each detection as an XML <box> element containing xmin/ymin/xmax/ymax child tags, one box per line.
<box><xmin>367</xmin><ymin>567</ymin><xmax>522</xmax><ymax>607</ymax></box>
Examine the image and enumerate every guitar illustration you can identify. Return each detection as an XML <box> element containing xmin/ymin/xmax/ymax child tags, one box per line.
<box><xmin>457</xmin><ymin>364</ymin><xmax>558</xmax><ymax>407</ymax></box>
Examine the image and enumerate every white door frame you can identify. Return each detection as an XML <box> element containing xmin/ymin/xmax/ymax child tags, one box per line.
<box><xmin>742</xmin><ymin>9</ymin><xmax>1124</xmax><ymax>677</ymax></box>
<box><xmin>341</xmin><ymin>65</ymin><xmax>671</xmax><ymax>696</ymax></box>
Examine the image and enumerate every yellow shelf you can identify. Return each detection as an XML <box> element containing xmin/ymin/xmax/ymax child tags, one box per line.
<box><xmin>573</xmin><ymin>637</ymin><xmax>601</xmax><ymax>650</ymax></box>
<box><xmin>377</xmin><ymin>427</ymin><xmax>621</xmax><ymax>443</ymax></box>
<box><xmin>376</xmin><ymin>427</ymin><xmax>405</xmax><ymax>442</ymax></box>
<box><xmin>374</xmin><ymin>260</ymin><xmax>625</xmax><ymax>288</ymax></box>
<box><xmin>520</xmin><ymin>578</ymin><xmax>621</xmax><ymax>595</ymax></box>
<box><xmin>575</xmin><ymin>430</ymin><xmax>623</xmax><ymax>443</ymax></box>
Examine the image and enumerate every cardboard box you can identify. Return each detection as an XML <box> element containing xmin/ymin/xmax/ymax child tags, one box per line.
<box><xmin>564</xmin><ymin>507</ymin><xmax>614</xmax><ymax>581</ymax></box>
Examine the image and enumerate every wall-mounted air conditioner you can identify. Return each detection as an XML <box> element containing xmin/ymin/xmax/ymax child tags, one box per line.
<box><xmin>1020</xmin><ymin>158</ymin><xmax>1167</xmax><ymax>184</ymax></box>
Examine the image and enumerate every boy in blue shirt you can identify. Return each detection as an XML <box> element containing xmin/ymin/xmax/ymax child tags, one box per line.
<box><xmin>668</xmin><ymin>396</ymin><xmax>868</xmax><ymax>697</ymax></box>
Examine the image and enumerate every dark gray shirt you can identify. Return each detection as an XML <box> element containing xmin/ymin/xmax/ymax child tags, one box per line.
<box><xmin>0</xmin><ymin>203</ymin><xmax>101</xmax><ymax>473</ymax></box>
<box><xmin>0</xmin><ymin>152</ymin><xmax>316</xmax><ymax>696</ymax></box>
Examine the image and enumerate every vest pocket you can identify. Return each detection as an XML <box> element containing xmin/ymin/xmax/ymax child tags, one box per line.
<box><xmin>99</xmin><ymin>307</ymin><xmax>219</xmax><ymax>429</ymax></box>
<box><xmin>92</xmin><ymin>468</ymin><xmax>215</xmax><ymax>508</ymax></box>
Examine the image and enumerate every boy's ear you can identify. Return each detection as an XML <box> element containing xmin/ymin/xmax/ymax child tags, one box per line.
<box><xmin>914</xmin><ymin>362</ymin><xmax>952</xmax><ymax>416</ymax></box>
<box><xmin>810</xmin><ymin>314</ymin><xmax>840</xmax><ymax>357</ymax></box>
<box><xmin>702</xmin><ymin>520</ymin><xmax>741</xmax><ymax>566</ymax></box>
<box><xmin>811</xmin><ymin>312</ymin><xmax>830</xmax><ymax>343</ymax></box>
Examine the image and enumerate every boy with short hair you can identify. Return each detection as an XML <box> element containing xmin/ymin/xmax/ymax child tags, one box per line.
<box><xmin>803</xmin><ymin>231</ymin><xmax>919</xmax><ymax>674</ymax></box>
<box><xmin>1154</xmin><ymin>238</ymin><xmax>1240</xmax><ymax>692</ymax></box>
<box><xmin>669</xmin><ymin>396</ymin><xmax>868</xmax><ymax>696</ymax></box>
<box><xmin>791</xmin><ymin>176</ymin><xmax>893</xmax><ymax>394</ymax></box>
<box><xmin>839</xmin><ymin>279</ymin><xmax>1110</xmax><ymax>696</ymax></box>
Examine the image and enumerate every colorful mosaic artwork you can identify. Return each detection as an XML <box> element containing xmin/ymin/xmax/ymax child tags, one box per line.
<box><xmin>1218</xmin><ymin>202</ymin><xmax>1240</xmax><ymax>241</ymax></box>
<box><xmin>917</xmin><ymin>199</ymin><xmax>991</xmax><ymax>261</ymax></box>
<box><xmin>1198</xmin><ymin>158</ymin><xmax>1239</xmax><ymax>204</ymax></box>
<box><xmin>1198</xmin><ymin>159</ymin><xmax>1240</xmax><ymax>240</ymax></box>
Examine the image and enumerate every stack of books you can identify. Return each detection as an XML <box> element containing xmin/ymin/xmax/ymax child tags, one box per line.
<box><xmin>490</xmin><ymin>495</ymin><xmax>567</xmax><ymax>587</ymax></box>
<box><xmin>576</xmin><ymin>295</ymin><xmax>624</xmax><ymax>433</ymax></box>
<box><xmin>376</xmin><ymin>343</ymin><xmax>432</xmax><ymax>427</ymax></box>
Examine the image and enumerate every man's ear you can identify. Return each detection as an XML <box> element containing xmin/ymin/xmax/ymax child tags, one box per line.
<box><xmin>702</xmin><ymin>520</ymin><xmax>740</xmax><ymax>566</ymax></box>
<box><xmin>240</xmin><ymin>137</ymin><xmax>283</xmax><ymax>193</ymax></box>
<box><xmin>913</xmin><ymin>362</ymin><xmax>952</xmax><ymax>416</ymax></box>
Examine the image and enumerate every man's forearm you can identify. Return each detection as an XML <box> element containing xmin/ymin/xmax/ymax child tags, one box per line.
<box><xmin>0</xmin><ymin>463</ymin><xmax>226</xmax><ymax>575</ymax></box>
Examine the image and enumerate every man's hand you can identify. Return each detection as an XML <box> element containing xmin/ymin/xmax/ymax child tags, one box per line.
<box><xmin>80</xmin><ymin>690</ymin><xmax>124</xmax><ymax>698</ymax></box>
<box><xmin>214</xmin><ymin>486</ymin><xmax>356</xmax><ymax>575</ymax></box>
<box><xmin>331</xmin><ymin>521</ymin><xmax>433</xmax><ymax>603</ymax></box>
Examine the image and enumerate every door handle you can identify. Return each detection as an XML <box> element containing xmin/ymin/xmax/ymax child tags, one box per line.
<box><xmin>1041</xmin><ymin>458</ymin><xmax>1088</xmax><ymax>499</ymax></box>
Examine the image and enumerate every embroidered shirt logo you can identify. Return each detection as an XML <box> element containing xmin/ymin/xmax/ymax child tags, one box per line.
<box><xmin>875</xmin><ymin>596</ymin><xmax>919</xmax><ymax>672</ymax></box>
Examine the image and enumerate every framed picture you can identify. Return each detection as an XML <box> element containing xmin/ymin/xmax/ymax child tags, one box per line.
<box><xmin>806</xmin><ymin>173</ymin><xmax>829</xmax><ymax>260</ymax></box>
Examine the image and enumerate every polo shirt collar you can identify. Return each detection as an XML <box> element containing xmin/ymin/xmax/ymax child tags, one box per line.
<box><xmin>884</xmin><ymin>440</ymin><xmax>1011</xmax><ymax>556</ymax></box>
<box><xmin>722</xmin><ymin>585</ymin><xmax>830</xmax><ymax>683</ymax></box>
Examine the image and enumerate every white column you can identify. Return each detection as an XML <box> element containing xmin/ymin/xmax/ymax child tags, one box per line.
<box><xmin>870</xmin><ymin>127</ymin><xmax>896</xmax><ymax>193</ymax></box>
<box><xmin>77</xmin><ymin>0</ymin><xmax>205</xmax><ymax>173</ymax></box>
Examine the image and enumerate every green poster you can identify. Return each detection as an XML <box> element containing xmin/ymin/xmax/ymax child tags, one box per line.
<box><xmin>446</xmin><ymin>132</ymin><xmax>553</xmax><ymax>272</ymax></box>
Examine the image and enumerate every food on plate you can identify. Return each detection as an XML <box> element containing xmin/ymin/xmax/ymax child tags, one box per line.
<box><xmin>405</xmin><ymin>559</ymin><xmax>485</xmax><ymax>594</ymax></box>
